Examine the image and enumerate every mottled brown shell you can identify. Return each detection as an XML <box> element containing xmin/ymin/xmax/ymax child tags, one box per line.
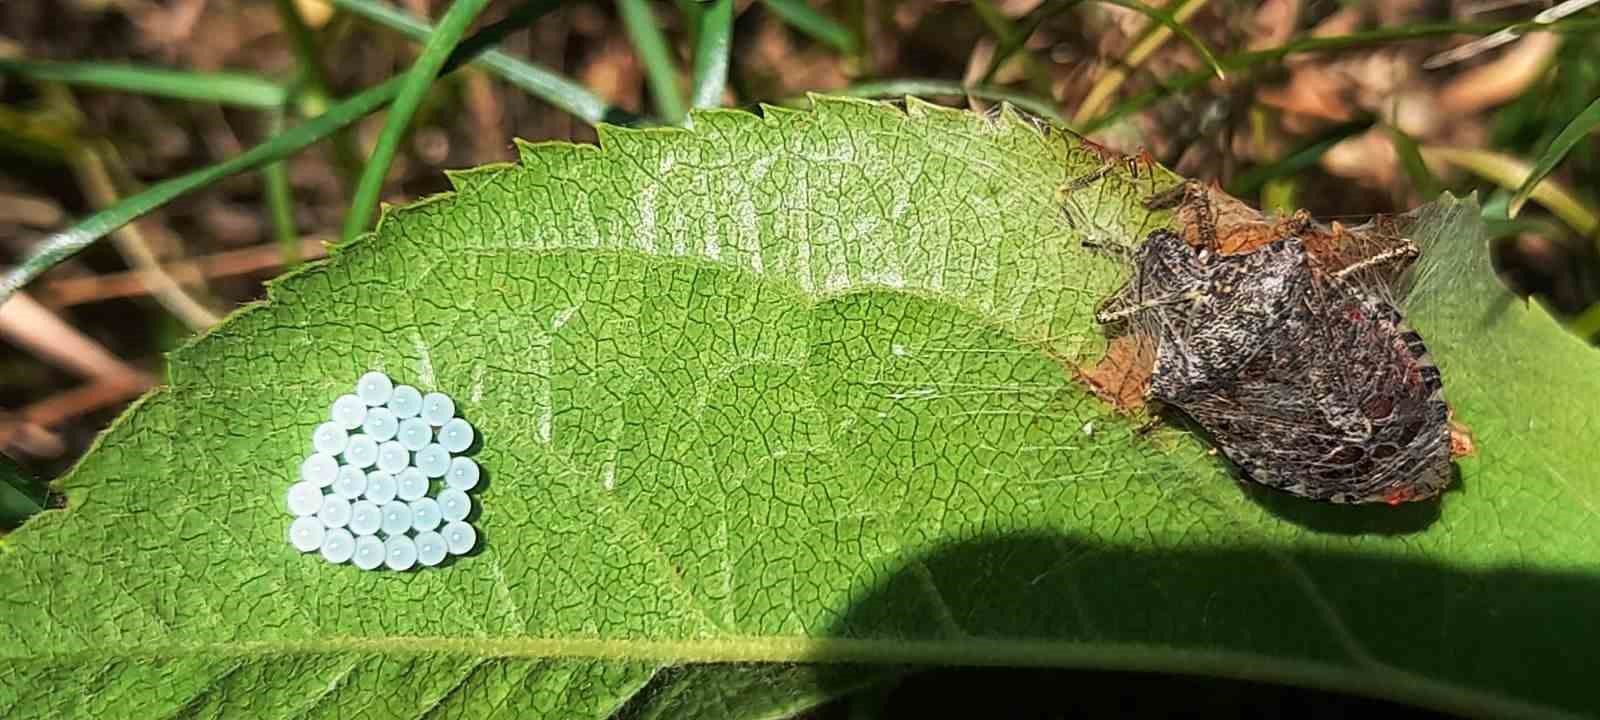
<box><xmin>1099</xmin><ymin>228</ymin><xmax>1452</xmax><ymax>504</ymax></box>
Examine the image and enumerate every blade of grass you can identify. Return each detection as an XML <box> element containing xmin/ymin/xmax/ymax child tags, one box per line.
<box><xmin>0</xmin><ymin>4</ymin><xmax>551</xmax><ymax>304</ymax></box>
<box><xmin>340</xmin><ymin>0</ymin><xmax>496</xmax><ymax>243</ymax></box>
<box><xmin>689</xmin><ymin>0</ymin><xmax>734</xmax><ymax>109</ymax></box>
<box><xmin>262</xmin><ymin>110</ymin><xmax>302</xmax><ymax>266</ymax></box>
<box><xmin>969</xmin><ymin>0</ymin><xmax>1056</xmax><ymax>98</ymax></box>
<box><xmin>618</xmin><ymin>0</ymin><xmax>687</xmax><ymax>124</ymax></box>
<box><xmin>842</xmin><ymin>0</ymin><xmax>869</xmax><ymax>70</ymax></box>
<box><xmin>1085</xmin><ymin>15</ymin><xmax>1600</xmax><ymax>132</ymax></box>
<box><xmin>759</xmin><ymin>0</ymin><xmax>856</xmax><ymax>53</ymax></box>
<box><xmin>980</xmin><ymin>1</ymin><xmax>1095</xmax><ymax>86</ymax></box>
<box><xmin>273</xmin><ymin>0</ymin><xmax>363</xmax><ymax>187</ymax></box>
<box><xmin>1568</xmin><ymin>301</ymin><xmax>1600</xmax><ymax>340</ymax></box>
<box><xmin>1099</xmin><ymin>0</ymin><xmax>1224</xmax><ymax>76</ymax></box>
<box><xmin>1072</xmin><ymin>0</ymin><xmax>1215</xmax><ymax>126</ymax></box>
<box><xmin>73</xmin><ymin>144</ymin><xmax>222</xmax><ymax>330</ymax></box>
<box><xmin>1423</xmin><ymin>145</ymin><xmax>1600</xmax><ymax>242</ymax></box>
<box><xmin>323</xmin><ymin>0</ymin><xmax>631</xmax><ymax>125</ymax></box>
<box><xmin>0</xmin><ymin>59</ymin><xmax>285</xmax><ymax>108</ymax></box>
<box><xmin>1227</xmin><ymin>117</ymin><xmax>1373</xmax><ymax>198</ymax></box>
<box><xmin>1424</xmin><ymin>0</ymin><xmax>1600</xmax><ymax>69</ymax></box>
<box><xmin>1510</xmin><ymin>96</ymin><xmax>1600</xmax><ymax>217</ymax></box>
<box><xmin>0</xmin><ymin>455</ymin><xmax>45</xmax><ymax>528</ymax></box>
<box><xmin>838</xmin><ymin>79</ymin><xmax>1064</xmax><ymax>124</ymax></box>
<box><xmin>1385</xmin><ymin>122</ymin><xmax>1441</xmax><ymax>200</ymax></box>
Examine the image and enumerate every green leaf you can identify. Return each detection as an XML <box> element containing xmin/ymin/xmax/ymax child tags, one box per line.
<box><xmin>1</xmin><ymin>97</ymin><xmax>1595</xmax><ymax>717</ymax></box>
<box><xmin>1510</xmin><ymin>96</ymin><xmax>1600</xmax><ymax>217</ymax></box>
<box><xmin>838</xmin><ymin>79</ymin><xmax>1064</xmax><ymax>123</ymax></box>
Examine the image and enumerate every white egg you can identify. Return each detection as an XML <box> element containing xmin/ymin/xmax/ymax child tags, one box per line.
<box><xmin>387</xmin><ymin>385</ymin><xmax>423</xmax><ymax>418</ymax></box>
<box><xmin>384</xmin><ymin>536</ymin><xmax>418</xmax><ymax>571</ymax></box>
<box><xmin>320</xmin><ymin>528</ymin><xmax>355</xmax><ymax>564</ymax></box>
<box><xmin>357</xmin><ymin>371</ymin><xmax>394</xmax><ymax>406</ymax></box>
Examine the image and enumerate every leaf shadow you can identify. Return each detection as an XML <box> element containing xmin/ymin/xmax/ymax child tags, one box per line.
<box><xmin>804</xmin><ymin>531</ymin><xmax>1594</xmax><ymax>718</ymax></box>
<box><xmin>1240</xmin><ymin>465</ymin><xmax>1464</xmax><ymax>536</ymax></box>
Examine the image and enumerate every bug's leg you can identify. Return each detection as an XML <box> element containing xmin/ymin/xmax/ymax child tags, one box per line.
<box><xmin>1131</xmin><ymin>149</ymin><xmax>1157</xmax><ymax>192</ymax></box>
<box><xmin>1144</xmin><ymin>180</ymin><xmax>1218</xmax><ymax>252</ymax></box>
<box><xmin>1057</xmin><ymin>159</ymin><xmax>1119</xmax><ymax>201</ymax></box>
<box><xmin>1080</xmin><ymin>238</ymin><xmax>1136</xmax><ymax>263</ymax></box>
<box><xmin>1060</xmin><ymin>145</ymin><xmax>1158</xmax><ymax>197</ymax></box>
<box><xmin>1094</xmin><ymin>290</ymin><xmax>1203</xmax><ymax>325</ymax></box>
<box><xmin>1132</xmin><ymin>414</ymin><xmax>1164</xmax><ymax>437</ymax></box>
<box><xmin>1142</xmin><ymin>181</ymin><xmax>1187</xmax><ymax>211</ymax></box>
<box><xmin>1332</xmin><ymin>238</ymin><xmax>1421</xmax><ymax>279</ymax></box>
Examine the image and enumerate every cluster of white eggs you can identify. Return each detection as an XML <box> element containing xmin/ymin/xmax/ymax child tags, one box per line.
<box><xmin>285</xmin><ymin>371</ymin><xmax>480</xmax><ymax>570</ymax></box>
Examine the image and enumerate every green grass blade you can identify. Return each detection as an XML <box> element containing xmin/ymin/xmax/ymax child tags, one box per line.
<box><xmin>1510</xmin><ymin>96</ymin><xmax>1600</xmax><ymax>217</ymax></box>
<box><xmin>977</xmin><ymin>0</ymin><xmax>1083</xmax><ymax>85</ymax></box>
<box><xmin>618</xmin><ymin>0</ymin><xmax>687</xmax><ymax>124</ymax></box>
<box><xmin>1385</xmin><ymin>122</ymin><xmax>1440</xmax><ymax>200</ymax></box>
<box><xmin>0</xmin><ymin>59</ymin><xmax>285</xmax><ymax>108</ymax></box>
<box><xmin>0</xmin><ymin>1</ymin><xmax>559</xmax><ymax>304</ymax></box>
<box><xmin>0</xmin><ymin>456</ymin><xmax>45</xmax><ymax>528</ymax></box>
<box><xmin>1073</xmin><ymin>0</ymin><xmax>1211</xmax><ymax>125</ymax></box>
<box><xmin>1227</xmin><ymin>117</ymin><xmax>1373</xmax><ymax>198</ymax></box>
<box><xmin>689</xmin><ymin>0</ymin><xmax>734</xmax><ymax>109</ymax></box>
<box><xmin>1568</xmin><ymin>302</ymin><xmax>1600</xmax><ymax>341</ymax></box>
<box><xmin>1097</xmin><ymin>0</ymin><xmax>1224</xmax><ymax>79</ymax></box>
<box><xmin>759</xmin><ymin>0</ymin><xmax>857</xmax><ymax>53</ymax></box>
<box><xmin>1423</xmin><ymin>145</ymin><xmax>1600</xmax><ymax>242</ymax></box>
<box><xmin>262</xmin><ymin>110</ymin><xmax>302</xmax><ymax>266</ymax></box>
<box><xmin>326</xmin><ymin>0</ymin><xmax>629</xmax><ymax>125</ymax></box>
<box><xmin>273</xmin><ymin>0</ymin><xmax>363</xmax><ymax>186</ymax></box>
<box><xmin>839</xmin><ymin>79</ymin><xmax>1064</xmax><ymax>123</ymax></box>
<box><xmin>340</xmin><ymin>0</ymin><xmax>496</xmax><ymax>243</ymax></box>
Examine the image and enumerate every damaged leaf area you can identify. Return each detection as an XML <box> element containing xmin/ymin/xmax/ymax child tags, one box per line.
<box><xmin>0</xmin><ymin>97</ymin><xmax>1595</xmax><ymax>718</ymax></box>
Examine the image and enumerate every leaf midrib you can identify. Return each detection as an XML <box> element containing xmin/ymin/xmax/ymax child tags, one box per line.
<box><xmin>10</xmin><ymin>637</ymin><xmax>1567</xmax><ymax>718</ymax></box>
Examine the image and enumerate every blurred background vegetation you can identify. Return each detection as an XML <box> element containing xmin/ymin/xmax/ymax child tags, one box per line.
<box><xmin>2</xmin><ymin>0</ymin><xmax>1598</xmax><ymax>713</ymax></box>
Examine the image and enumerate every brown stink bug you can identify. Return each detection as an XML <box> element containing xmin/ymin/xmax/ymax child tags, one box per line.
<box><xmin>1080</xmin><ymin>176</ymin><xmax>1454</xmax><ymax>504</ymax></box>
